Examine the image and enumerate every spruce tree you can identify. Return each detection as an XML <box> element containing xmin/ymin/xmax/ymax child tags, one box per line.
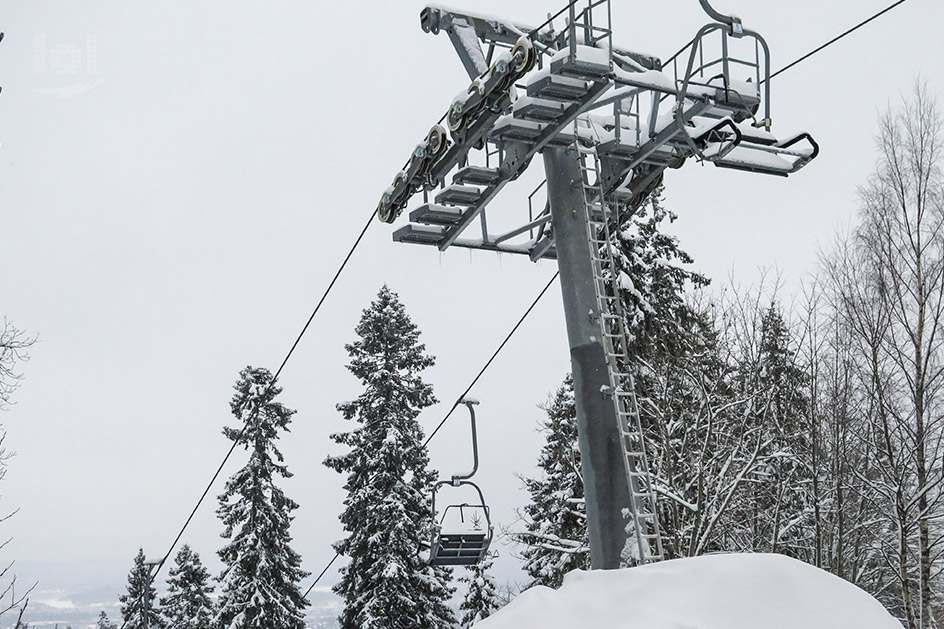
<box><xmin>752</xmin><ymin>304</ymin><xmax>811</xmax><ymax>557</ymax></box>
<box><xmin>97</xmin><ymin>611</ymin><xmax>117</xmax><ymax>629</ymax></box>
<box><xmin>119</xmin><ymin>548</ymin><xmax>164</xmax><ymax>629</ymax></box>
<box><xmin>612</xmin><ymin>186</ymin><xmax>708</xmax><ymax>358</ymax></box>
<box><xmin>325</xmin><ymin>285</ymin><xmax>456</xmax><ymax>629</ymax></box>
<box><xmin>758</xmin><ymin>305</ymin><xmax>809</xmax><ymax>439</ymax></box>
<box><xmin>458</xmin><ymin>557</ymin><xmax>501</xmax><ymax>627</ymax></box>
<box><xmin>160</xmin><ymin>544</ymin><xmax>215</xmax><ymax>629</ymax></box>
<box><xmin>519</xmin><ymin>375</ymin><xmax>590</xmax><ymax>588</ymax></box>
<box><xmin>215</xmin><ymin>366</ymin><xmax>308</xmax><ymax>629</ymax></box>
<box><xmin>610</xmin><ymin>187</ymin><xmax>712</xmax><ymax>558</ymax></box>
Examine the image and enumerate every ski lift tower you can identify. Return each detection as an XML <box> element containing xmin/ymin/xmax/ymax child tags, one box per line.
<box><xmin>376</xmin><ymin>0</ymin><xmax>817</xmax><ymax>569</ymax></box>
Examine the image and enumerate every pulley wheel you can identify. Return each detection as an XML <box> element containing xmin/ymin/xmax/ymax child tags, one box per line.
<box><xmin>377</xmin><ymin>200</ymin><xmax>395</xmax><ymax>224</ymax></box>
<box><xmin>510</xmin><ymin>39</ymin><xmax>535</xmax><ymax>75</ymax></box>
<box><xmin>447</xmin><ymin>105</ymin><xmax>466</xmax><ymax>133</ymax></box>
<box><xmin>426</xmin><ymin>125</ymin><xmax>447</xmax><ymax>157</ymax></box>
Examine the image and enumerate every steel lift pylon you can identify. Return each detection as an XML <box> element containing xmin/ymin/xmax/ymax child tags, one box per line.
<box><xmin>377</xmin><ymin>0</ymin><xmax>817</xmax><ymax>569</ymax></box>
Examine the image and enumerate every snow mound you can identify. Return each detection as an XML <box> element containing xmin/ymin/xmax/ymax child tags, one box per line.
<box><xmin>475</xmin><ymin>553</ymin><xmax>899</xmax><ymax>629</ymax></box>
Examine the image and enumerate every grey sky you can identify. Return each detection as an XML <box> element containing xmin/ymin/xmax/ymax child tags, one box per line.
<box><xmin>1</xmin><ymin>0</ymin><xmax>939</xmax><ymax>622</ymax></box>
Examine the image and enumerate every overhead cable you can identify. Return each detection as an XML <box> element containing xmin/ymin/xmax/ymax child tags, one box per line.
<box><xmin>766</xmin><ymin>0</ymin><xmax>910</xmax><ymax>82</ymax></box>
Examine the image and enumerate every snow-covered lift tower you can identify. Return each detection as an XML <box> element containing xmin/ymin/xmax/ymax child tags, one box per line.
<box><xmin>376</xmin><ymin>0</ymin><xmax>817</xmax><ymax>569</ymax></box>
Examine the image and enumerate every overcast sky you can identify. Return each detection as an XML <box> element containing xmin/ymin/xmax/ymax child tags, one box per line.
<box><xmin>1</xmin><ymin>0</ymin><xmax>940</xmax><ymax>621</ymax></box>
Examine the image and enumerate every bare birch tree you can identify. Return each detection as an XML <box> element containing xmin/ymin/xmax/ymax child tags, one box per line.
<box><xmin>0</xmin><ymin>320</ymin><xmax>36</xmax><ymax>622</ymax></box>
<box><xmin>0</xmin><ymin>320</ymin><xmax>34</xmax><ymax>410</ymax></box>
<box><xmin>819</xmin><ymin>83</ymin><xmax>944</xmax><ymax>628</ymax></box>
<box><xmin>860</xmin><ymin>83</ymin><xmax>944</xmax><ymax>628</ymax></box>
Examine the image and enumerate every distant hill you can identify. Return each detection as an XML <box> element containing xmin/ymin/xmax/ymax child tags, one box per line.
<box><xmin>12</xmin><ymin>585</ymin><xmax>341</xmax><ymax>629</ymax></box>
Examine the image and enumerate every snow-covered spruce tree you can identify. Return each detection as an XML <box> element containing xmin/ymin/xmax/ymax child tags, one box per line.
<box><xmin>160</xmin><ymin>544</ymin><xmax>215</xmax><ymax>629</ymax></box>
<box><xmin>648</xmin><ymin>291</ymin><xmax>788</xmax><ymax>559</ymax></box>
<box><xmin>517</xmin><ymin>375</ymin><xmax>589</xmax><ymax>588</ymax></box>
<box><xmin>215</xmin><ymin>366</ymin><xmax>308</xmax><ymax>629</ymax></box>
<box><xmin>119</xmin><ymin>548</ymin><xmax>164</xmax><ymax>629</ymax></box>
<box><xmin>611</xmin><ymin>186</ymin><xmax>708</xmax><ymax>358</ymax></box>
<box><xmin>458</xmin><ymin>557</ymin><xmax>501</xmax><ymax>627</ymax></box>
<box><xmin>609</xmin><ymin>188</ymin><xmax>717</xmax><ymax>558</ymax></box>
<box><xmin>752</xmin><ymin>304</ymin><xmax>812</xmax><ymax>558</ymax></box>
<box><xmin>717</xmin><ymin>300</ymin><xmax>812</xmax><ymax>557</ymax></box>
<box><xmin>97</xmin><ymin>611</ymin><xmax>117</xmax><ymax>629</ymax></box>
<box><xmin>325</xmin><ymin>286</ymin><xmax>455</xmax><ymax>629</ymax></box>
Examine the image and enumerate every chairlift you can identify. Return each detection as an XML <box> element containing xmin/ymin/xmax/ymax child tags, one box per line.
<box><xmin>428</xmin><ymin>398</ymin><xmax>494</xmax><ymax>567</ymax></box>
<box><xmin>676</xmin><ymin>0</ymin><xmax>771</xmax><ymax>128</ymax></box>
<box><xmin>667</xmin><ymin>0</ymin><xmax>819</xmax><ymax>176</ymax></box>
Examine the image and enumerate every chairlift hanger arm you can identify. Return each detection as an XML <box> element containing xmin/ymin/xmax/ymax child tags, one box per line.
<box><xmin>698</xmin><ymin>0</ymin><xmax>743</xmax><ymax>36</ymax></box>
<box><xmin>433</xmin><ymin>479</ymin><xmax>489</xmax><ymax>515</ymax></box>
<box><xmin>451</xmin><ymin>399</ymin><xmax>480</xmax><ymax>483</ymax></box>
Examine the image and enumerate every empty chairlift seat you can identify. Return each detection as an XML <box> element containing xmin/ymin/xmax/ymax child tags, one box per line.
<box><xmin>711</xmin><ymin>132</ymin><xmax>819</xmax><ymax>176</ymax></box>
<box><xmin>430</xmin><ymin>503</ymin><xmax>494</xmax><ymax>566</ymax></box>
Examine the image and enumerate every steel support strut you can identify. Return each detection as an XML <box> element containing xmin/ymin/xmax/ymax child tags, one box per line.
<box><xmin>544</xmin><ymin>146</ymin><xmax>633</xmax><ymax>570</ymax></box>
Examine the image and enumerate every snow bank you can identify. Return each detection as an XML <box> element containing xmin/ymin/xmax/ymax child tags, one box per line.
<box><xmin>475</xmin><ymin>553</ymin><xmax>900</xmax><ymax>629</ymax></box>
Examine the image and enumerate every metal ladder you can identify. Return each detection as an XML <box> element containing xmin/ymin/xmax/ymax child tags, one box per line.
<box><xmin>576</xmin><ymin>142</ymin><xmax>665</xmax><ymax>565</ymax></box>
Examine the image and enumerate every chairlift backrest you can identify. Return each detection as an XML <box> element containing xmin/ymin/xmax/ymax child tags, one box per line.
<box><xmin>430</xmin><ymin>481</ymin><xmax>494</xmax><ymax>566</ymax></box>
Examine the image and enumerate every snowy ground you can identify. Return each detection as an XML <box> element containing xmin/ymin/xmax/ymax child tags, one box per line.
<box><xmin>474</xmin><ymin>553</ymin><xmax>901</xmax><ymax>629</ymax></box>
